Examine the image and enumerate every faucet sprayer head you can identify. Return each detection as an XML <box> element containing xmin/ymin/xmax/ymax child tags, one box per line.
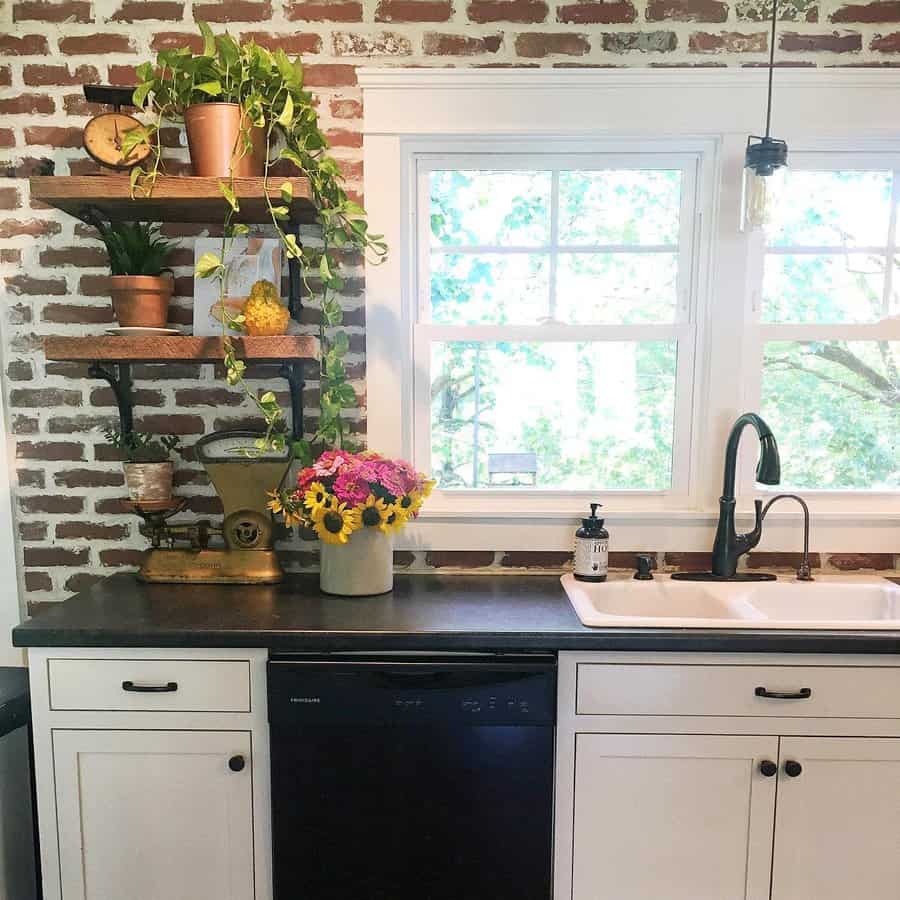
<box><xmin>756</xmin><ymin>432</ymin><xmax>781</xmax><ymax>485</ymax></box>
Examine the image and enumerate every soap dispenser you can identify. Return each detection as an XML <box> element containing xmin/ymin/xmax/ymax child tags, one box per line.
<box><xmin>574</xmin><ymin>503</ymin><xmax>609</xmax><ymax>582</ymax></box>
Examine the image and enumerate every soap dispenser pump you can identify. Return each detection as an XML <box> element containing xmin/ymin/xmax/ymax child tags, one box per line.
<box><xmin>574</xmin><ymin>502</ymin><xmax>609</xmax><ymax>583</ymax></box>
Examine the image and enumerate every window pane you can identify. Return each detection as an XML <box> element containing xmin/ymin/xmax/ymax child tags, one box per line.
<box><xmin>430</xmin><ymin>341</ymin><xmax>677</xmax><ymax>491</ymax></box>
<box><xmin>558</xmin><ymin>170</ymin><xmax>682</xmax><ymax>246</ymax></box>
<box><xmin>430</xmin><ymin>253</ymin><xmax>549</xmax><ymax>325</ymax></box>
<box><xmin>762</xmin><ymin>253</ymin><xmax>886</xmax><ymax>324</ymax></box>
<box><xmin>557</xmin><ymin>252</ymin><xmax>678</xmax><ymax>324</ymax></box>
<box><xmin>766</xmin><ymin>170</ymin><xmax>892</xmax><ymax>248</ymax></box>
<box><xmin>430</xmin><ymin>170</ymin><xmax>551</xmax><ymax>247</ymax></box>
<box><xmin>762</xmin><ymin>340</ymin><xmax>900</xmax><ymax>489</ymax></box>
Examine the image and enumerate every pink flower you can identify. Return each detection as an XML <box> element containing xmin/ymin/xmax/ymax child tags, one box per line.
<box><xmin>333</xmin><ymin>471</ymin><xmax>370</xmax><ymax>506</ymax></box>
<box><xmin>296</xmin><ymin>466</ymin><xmax>319</xmax><ymax>491</ymax></box>
<box><xmin>312</xmin><ymin>450</ymin><xmax>350</xmax><ymax>478</ymax></box>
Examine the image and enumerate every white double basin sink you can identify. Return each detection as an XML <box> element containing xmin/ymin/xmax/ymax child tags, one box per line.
<box><xmin>562</xmin><ymin>573</ymin><xmax>900</xmax><ymax>629</ymax></box>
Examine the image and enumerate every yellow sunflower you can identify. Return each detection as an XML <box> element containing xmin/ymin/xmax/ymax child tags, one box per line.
<box><xmin>304</xmin><ymin>482</ymin><xmax>337</xmax><ymax>521</ymax></box>
<box><xmin>313</xmin><ymin>503</ymin><xmax>360</xmax><ymax>545</ymax></box>
<box><xmin>359</xmin><ymin>494</ymin><xmax>389</xmax><ymax>529</ymax></box>
<box><xmin>421</xmin><ymin>479</ymin><xmax>436</xmax><ymax>498</ymax></box>
<box><xmin>379</xmin><ymin>502</ymin><xmax>409</xmax><ymax>534</ymax></box>
<box><xmin>266</xmin><ymin>490</ymin><xmax>283</xmax><ymax>515</ymax></box>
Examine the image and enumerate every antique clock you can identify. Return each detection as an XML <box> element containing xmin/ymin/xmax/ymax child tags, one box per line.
<box><xmin>81</xmin><ymin>84</ymin><xmax>152</xmax><ymax>171</ymax></box>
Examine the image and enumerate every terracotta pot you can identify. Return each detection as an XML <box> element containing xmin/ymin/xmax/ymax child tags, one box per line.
<box><xmin>320</xmin><ymin>528</ymin><xmax>394</xmax><ymax>596</ymax></box>
<box><xmin>109</xmin><ymin>274</ymin><xmax>173</xmax><ymax>329</ymax></box>
<box><xmin>184</xmin><ymin>103</ymin><xmax>266</xmax><ymax>177</ymax></box>
<box><xmin>123</xmin><ymin>461</ymin><xmax>173</xmax><ymax>502</ymax></box>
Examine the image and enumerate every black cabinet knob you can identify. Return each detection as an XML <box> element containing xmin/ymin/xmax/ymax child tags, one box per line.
<box><xmin>759</xmin><ymin>759</ymin><xmax>778</xmax><ymax>777</ymax></box>
<box><xmin>228</xmin><ymin>755</ymin><xmax>246</xmax><ymax>772</ymax></box>
<box><xmin>784</xmin><ymin>760</ymin><xmax>802</xmax><ymax>778</ymax></box>
<box><xmin>634</xmin><ymin>554</ymin><xmax>654</xmax><ymax>580</ymax></box>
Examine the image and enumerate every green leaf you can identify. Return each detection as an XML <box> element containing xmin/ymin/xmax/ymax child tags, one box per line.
<box><xmin>198</xmin><ymin>20</ymin><xmax>216</xmax><ymax>57</ymax></box>
<box><xmin>280</xmin><ymin>181</ymin><xmax>293</xmax><ymax>205</ymax></box>
<box><xmin>195</xmin><ymin>251</ymin><xmax>223</xmax><ymax>279</ymax></box>
<box><xmin>270</xmin><ymin>205</ymin><xmax>289</xmax><ymax>220</ymax></box>
<box><xmin>277</xmin><ymin>93</ymin><xmax>294</xmax><ymax>128</ymax></box>
<box><xmin>132</xmin><ymin>81</ymin><xmax>152</xmax><ymax>108</ymax></box>
<box><xmin>228</xmin><ymin>223</ymin><xmax>250</xmax><ymax>237</ymax></box>
<box><xmin>218</xmin><ymin>180</ymin><xmax>239</xmax><ymax>212</ymax></box>
<box><xmin>331</xmin><ymin>330</ymin><xmax>350</xmax><ymax>356</ymax></box>
<box><xmin>194</xmin><ymin>80</ymin><xmax>222</xmax><ymax>96</ymax></box>
<box><xmin>319</xmin><ymin>254</ymin><xmax>331</xmax><ymax>282</ymax></box>
<box><xmin>292</xmin><ymin>439</ymin><xmax>313</xmax><ymax>465</ymax></box>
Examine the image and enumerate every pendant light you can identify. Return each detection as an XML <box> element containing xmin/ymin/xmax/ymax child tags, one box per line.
<box><xmin>742</xmin><ymin>0</ymin><xmax>788</xmax><ymax>231</ymax></box>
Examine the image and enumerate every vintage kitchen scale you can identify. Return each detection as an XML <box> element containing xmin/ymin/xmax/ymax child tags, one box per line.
<box><xmin>129</xmin><ymin>430</ymin><xmax>292</xmax><ymax>584</ymax></box>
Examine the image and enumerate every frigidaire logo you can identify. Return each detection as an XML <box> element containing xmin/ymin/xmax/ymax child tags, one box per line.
<box><xmin>290</xmin><ymin>697</ymin><xmax>321</xmax><ymax>704</ymax></box>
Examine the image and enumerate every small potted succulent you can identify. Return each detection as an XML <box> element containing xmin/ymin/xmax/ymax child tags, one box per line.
<box><xmin>85</xmin><ymin>211</ymin><xmax>177</xmax><ymax>329</ymax></box>
<box><xmin>269</xmin><ymin>450</ymin><xmax>434</xmax><ymax>596</ymax></box>
<box><xmin>103</xmin><ymin>428</ymin><xmax>181</xmax><ymax>502</ymax></box>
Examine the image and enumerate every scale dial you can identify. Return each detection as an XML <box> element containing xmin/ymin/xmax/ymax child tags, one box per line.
<box><xmin>83</xmin><ymin>112</ymin><xmax>151</xmax><ymax>170</ymax></box>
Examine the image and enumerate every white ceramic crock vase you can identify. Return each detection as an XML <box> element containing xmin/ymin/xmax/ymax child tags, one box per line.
<box><xmin>320</xmin><ymin>527</ymin><xmax>394</xmax><ymax>596</ymax></box>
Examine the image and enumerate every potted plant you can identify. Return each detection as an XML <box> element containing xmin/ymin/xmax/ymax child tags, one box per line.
<box><xmin>103</xmin><ymin>428</ymin><xmax>181</xmax><ymax>502</ymax></box>
<box><xmin>269</xmin><ymin>450</ymin><xmax>434</xmax><ymax>596</ymax></box>
<box><xmin>85</xmin><ymin>212</ymin><xmax>177</xmax><ymax>329</ymax></box>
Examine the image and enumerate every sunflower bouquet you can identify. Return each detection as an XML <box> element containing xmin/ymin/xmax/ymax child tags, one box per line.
<box><xmin>268</xmin><ymin>450</ymin><xmax>434</xmax><ymax>546</ymax></box>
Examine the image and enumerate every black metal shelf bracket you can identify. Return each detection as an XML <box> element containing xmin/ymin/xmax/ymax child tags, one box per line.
<box><xmin>279</xmin><ymin>360</ymin><xmax>305</xmax><ymax>442</ymax></box>
<box><xmin>88</xmin><ymin>361</ymin><xmax>134</xmax><ymax>436</ymax></box>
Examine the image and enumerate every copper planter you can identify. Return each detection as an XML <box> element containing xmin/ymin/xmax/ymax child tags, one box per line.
<box><xmin>109</xmin><ymin>274</ymin><xmax>173</xmax><ymax>328</ymax></box>
<box><xmin>123</xmin><ymin>461</ymin><xmax>174</xmax><ymax>502</ymax></box>
<box><xmin>184</xmin><ymin>103</ymin><xmax>267</xmax><ymax>178</ymax></box>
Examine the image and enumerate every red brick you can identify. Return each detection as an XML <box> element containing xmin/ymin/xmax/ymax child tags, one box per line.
<box><xmin>0</xmin><ymin>94</ymin><xmax>55</xmax><ymax>115</ymax></box>
<box><xmin>19</xmin><ymin>496</ymin><xmax>85</xmax><ymax>515</ymax></box>
<box><xmin>832</xmin><ymin>0</ymin><xmax>900</xmax><ymax>19</ymax></box>
<box><xmin>110</xmin><ymin>0</ymin><xmax>184</xmax><ymax>19</ymax></box>
<box><xmin>500</xmin><ymin>550</ymin><xmax>573</xmax><ymax>568</ymax></box>
<box><xmin>0</xmin><ymin>67</ymin><xmax>9</xmax><ymax>87</ymax></box>
<box><xmin>663</xmin><ymin>551</ymin><xmax>712</xmax><ymax>571</ymax></box>
<box><xmin>99</xmin><ymin>548</ymin><xmax>145</xmax><ymax>567</ymax></box>
<box><xmin>338</xmin><ymin>158</ymin><xmax>364</xmax><ymax>180</ymax></box>
<box><xmin>423</xmin><ymin>32</ymin><xmax>503</xmax><ymax>52</ymax></box>
<box><xmin>0</xmin><ymin>34</ymin><xmax>50</xmax><ymax>54</ymax></box>
<box><xmin>7</xmin><ymin>361</ymin><xmax>33</xmax><ymax>382</ymax></box>
<box><xmin>150</xmin><ymin>32</ymin><xmax>206</xmax><ymax>53</ymax></box>
<box><xmin>287</xmin><ymin>0</ymin><xmax>363</xmax><ymax>20</ymax></box>
<box><xmin>515</xmin><ymin>31</ymin><xmax>590</xmax><ymax>55</ymax></box>
<box><xmin>94</xmin><ymin>497</ymin><xmax>129</xmax><ymax>514</ymax></box>
<box><xmin>16</xmin><ymin>441</ymin><xmax>84</xmax><ymax>461</ymax></box>
<box><xmin>19</xmin><ymin>521</ymin><xmax>48</xmax><ymax>542</ymax></box>
<box><xmin>172</xmin><ymin>387</ymin><xmax>244</xmax><ymax>407</ymax></box>
<box><xmin>53</xmin><ymin>469</ymin><xmax>125</xmax><ymax>488</ymax></box>
<box><xmin>48</xmin><ymin>415</ymin><xmax>116</xmax><ymax>434</ymax></box>
<box><xmin>240</xmin><ymin>31</ymin><xmax>323</xmax><ymax>53</ymax></box>
<box><xmin>24</xmin><ymin>547</ymin><xmax>89</xmax><ymax>567</ymax></box>
<box><xmin>24</xmin><ymin>572</ymin><xmax>52</xmax><ymax>592</ymax></box>
<box><xmin>425</xmin><ymin>550</ymin><xmax>496</xmax><ymax>568</ymax></box>
<box><xmin>325</xmin><ymin>128</ymin><xmax>363</xmax><ymax>148</ymax></box>
<box><xmin>24</xmin><ymin>127</ymin><xmax>84</xmax><ymax>149</ymax></box>
<box><xmin>376</xmin><ymin>0</ymin><xmax>453</xmax><ymax>19</ymax></box>
<box><xmin>828</xmin><ymin>552</ymin><xmax>895</xmax><ymax>571</ymax></box>
<box><xmin>557</xmin><ymin>0</ymin><xmax>635</xmax><ymax>20</ymax></box>
<box><xmin>780</xmin><ymin>30</ymin><xmax>861</xmax><ymax>49</ymax></box>
<box><xmin>871</xmin><ymin>30</ymin><xmax>900</xmax><ymax>47</ymax></box>
<box><xmin>77</xmin><ymin>275</ymin><xmax>112</xmax><ymax>297</ymax></box>
<box><xmin>0</xmin><ymin>219</ymin><xmax>60</xmax><ymax>239</ymax></box>
<box><xmin>39</xmin><ymin>246</ymin><xmax>108</xmax><ymax>267</ymax></box>
<box><xmin>329</xmin><ymin>96</ymin><xmax>363</xmax><ymax>118</ymax></box>
<box><xmin>13</xmin><ymin>0</ymin><xmax>92</xmax><ymax>21</ymax></box>
<box><xmin>332</xmin><ymin>31</ymin><xmax>413</xmax><ymax>54</ymax></box>
<box><xmin>41</xmin><ymin>304</ymin><xmax>115</xmax><ymax>325</ymax></box>
<box><xmin>61</xmin><ymin>95</ymin><xmax>97</xmax><ymax>116</ymax></box>
<box><xmin>135</xmin><ymin>414</ymin><xmax>205</xmax><ymax>435</ymax></box>
<box><xmin>648</xmin><ymin>0</ymin><xmax>726</xmax><ymax>18</ymax></box>
<box><xmin>0</xmin><ymin>129</ymin><xmax>14</xmax><ymax>149</ymax></box>
<box><xmin>10</xmin><ymin>388</ymin><xmax>81</xmax><ymax>408</ymax></box>
<box><xmin>304</xmin><ymin>64</ymin><xmax>360</xmax><ymax>86</ymax></box>
<box><xmin>0</xmin><ymin>188</ymin><xmax>21</xmax><ymax>211</ymax></box>
<box><xmin>689</xmin><ymin>30</ymin><xmax>768</xmax><ymax>51</ymax></box>
<box><xmin>11</xmin><ymin>416</ymin><xmax>38</xmax><ymax>435</ymax></box>
<box><xmin>59</xmin><ymin>33</ymin><xmax>135</xmax><ymax>54</ymax></box>
<box><xmin>57</xmin><ymin>521</ymin><xmax>130</xmax><ymax>540</ymax></box>
<box><xmin>22</xmin><ymin>64</ymin><xmax>101</xmax><ymax>86</ymax></box>
<box><xmin>91</xmin><ymin>386</ymin><xmax>165</xmax><ymax>408</ymax></box>
<box><xmin>468</xmin><ymin>0</ymin><xmax>547</xmax><ymax>19</ymax></box>
<box><xmin>5</xmin><ymin>275</ymin><xmax>67</xmax><ymax>296</ymax></box>
<box><xmin>193</xmin><ymin>1</ymin><xmax>273</xmax><ymax>21</ymax></box>
<box><xmin>64</xmin><ymin>573</ymin><xmax>102</xmax><ymax>593</ymax></box>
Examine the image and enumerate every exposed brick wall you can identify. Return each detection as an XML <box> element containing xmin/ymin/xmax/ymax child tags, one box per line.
<box><xmin>2</xmin><ymin>0</ymin><xmax>899</xmax><ymax>603</ymax></box>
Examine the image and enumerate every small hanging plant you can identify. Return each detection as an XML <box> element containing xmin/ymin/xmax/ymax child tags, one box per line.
<box><xmin>125</xmin><ymin>22</ymin><xmax>388</xmax><ymax>462</ymax></box>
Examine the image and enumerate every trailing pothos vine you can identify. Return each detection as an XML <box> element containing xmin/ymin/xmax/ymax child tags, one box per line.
<box><xmin>126</xmin><ymin>22</ymin><xmax>387</xmax><ymax>463</ymax></box>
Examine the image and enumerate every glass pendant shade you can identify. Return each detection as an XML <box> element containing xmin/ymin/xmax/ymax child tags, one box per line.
<box><xmin>741</xmin><ymin>135</ymin><xmax>788</xmax><ymax>231</ymax></box>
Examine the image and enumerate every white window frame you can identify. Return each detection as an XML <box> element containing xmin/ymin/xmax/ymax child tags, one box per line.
<box><xmin>362</xmin><ymin>68</ymin><xmax>900</xmax><ymax>552</ymax></box>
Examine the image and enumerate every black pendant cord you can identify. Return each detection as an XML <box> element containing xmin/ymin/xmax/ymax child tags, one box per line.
<box><xmin>764</xmin><ymin>0</ymin><xmax>779</xmax><ymax>138</ymax></box>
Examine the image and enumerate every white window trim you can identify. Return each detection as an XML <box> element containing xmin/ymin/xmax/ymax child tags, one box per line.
<box><xmin>361</xmin><ymin>68</ymin><xmax>900</xmax><ymax>553</ymax></box>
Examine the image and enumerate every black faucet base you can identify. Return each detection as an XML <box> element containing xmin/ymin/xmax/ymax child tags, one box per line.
<box><xmin>670</xmin><ymin>572</ymin><xmax>777</xmax><ymax>582</ymax></box>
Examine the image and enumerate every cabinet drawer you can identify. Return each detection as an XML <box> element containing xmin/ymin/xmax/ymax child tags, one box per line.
<box><xmin>48</xmin><ymin>658</ymin><xmax>251</xmax><ymax>713</ymax></box>
<box><xmin>576</xmin><ymin>663</ymin><xmax>900</xmax><ymax>719</ymax></box>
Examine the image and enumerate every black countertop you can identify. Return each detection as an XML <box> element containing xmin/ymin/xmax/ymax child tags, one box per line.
<box><xmin>0</xmin><ymin>668</ymin><xmax>29</xmax><ymax>737</ymax></box>
<box><xmin>11</xmin><ymin>573</ymin><xmax>900</xmax><ymax>653</ymax></box>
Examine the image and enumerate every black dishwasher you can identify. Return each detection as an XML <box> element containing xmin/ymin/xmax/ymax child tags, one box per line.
<box><xmin>268</xmin><ymin>652</ymin><xmax>556</xmax><ymax>900</ymax></box>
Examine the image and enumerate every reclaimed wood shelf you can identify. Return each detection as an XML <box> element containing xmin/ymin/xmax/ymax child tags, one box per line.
<box><xmin>44</xmin><ymin>334</ymin><xmax>319</xmax><ymax>363</ymax></box>
<box><xmin>30</xmin><ymin>175</ymin><xmax>317</xmax><ymax>225</ymax></box>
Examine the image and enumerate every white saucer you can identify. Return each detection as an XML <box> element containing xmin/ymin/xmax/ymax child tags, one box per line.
<box><xmin>105</xmin><ymin>327</ymin><xmax>182</xmax><ymax>336</ymax></box>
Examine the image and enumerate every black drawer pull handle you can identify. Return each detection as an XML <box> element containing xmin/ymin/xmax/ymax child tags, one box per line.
<box><xmin>122</xmin><ymin>680</ymin><xmax>178</xmax><ymax>693</ymax></box>
<box><xmin>755</xmin><ymin>686</ymin><xmax>811</xmax><ymax>700</ymax></box>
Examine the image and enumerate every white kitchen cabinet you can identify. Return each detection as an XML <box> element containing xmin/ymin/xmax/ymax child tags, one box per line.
<box><xmin>556</xmin><ymin>652</ymin><xmax>900</xmax><ymax>900</ymax></box>
<box><xmin>27</xmin><ymin>648</ymin><xmax>272</xmax><ymax>900</ymax></box>
<box><xmin>572</xmin><ymin>734</ymin><xmax>777</xmax><ymax>900</ymax></box>
<box><xmin>53</xmin><ymin>729</ymin><xmax>254</xmax><ymax>900</ymax></box>
<box><xmin>771</xmin><ymin>737</ymin><xmax>900</xmax><ymax>900</ymax></box>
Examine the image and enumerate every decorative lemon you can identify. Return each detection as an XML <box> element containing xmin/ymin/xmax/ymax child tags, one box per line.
<box><xmin>242</xmin><ymin>280</ymin><xmax>290</xmax><ymax>336</ymax></box>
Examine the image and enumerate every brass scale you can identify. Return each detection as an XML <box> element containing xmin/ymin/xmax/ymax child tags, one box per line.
<box><xmin>81</xmin><ymin>86</ymin><xmax>294</xmax><ymax>584</ymax></box>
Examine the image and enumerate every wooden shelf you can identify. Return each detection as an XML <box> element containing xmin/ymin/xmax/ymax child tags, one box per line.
<box><xmin>30</xmin><ymin>176</ymin><xmax>317</xmax><ymax>225</ymax></box>
<box><xmin>44</xmin><ymin>335</ymin><xmax>319</xmax><ymax>363</ymax></box>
